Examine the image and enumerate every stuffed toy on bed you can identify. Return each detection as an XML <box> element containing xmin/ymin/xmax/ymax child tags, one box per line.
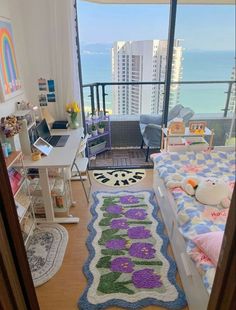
<box><xmin>166</xmin><ymin>174</ymin><xmax>232</xmax><ymax>208</ymax></box>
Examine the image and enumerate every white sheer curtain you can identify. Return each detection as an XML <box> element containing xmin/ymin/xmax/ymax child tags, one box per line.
<box><xmin>48</xmin><ymin>0</ymin><xmax>81</xmax><ymax>120</ymax></box>
<box><xmin>19</xmin><ymin>0</ymin><xmax>82</xmax><ymax>120</ymax></box>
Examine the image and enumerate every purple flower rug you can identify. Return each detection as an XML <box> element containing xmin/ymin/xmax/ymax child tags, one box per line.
<box><xmin>78</xmin><ymin>191</ymin><xmax>186</xmax><ymax>309</ymax></box>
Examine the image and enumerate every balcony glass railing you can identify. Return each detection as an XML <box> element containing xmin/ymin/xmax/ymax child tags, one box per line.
<box><xmin>82</xmin><ymin>80</ymin><xmax>235</xmax><ymax>117</ymax></box>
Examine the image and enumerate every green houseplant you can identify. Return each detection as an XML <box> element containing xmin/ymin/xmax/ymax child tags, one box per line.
<box><xmin>98</xmin><ymin>122</ymin><xmax>105</xmax><ymax>134</ymax></box>
<box><xmin>91</xmin><ymin>123</ymin><xmax>98</xmax><ymax>136</ymax></box>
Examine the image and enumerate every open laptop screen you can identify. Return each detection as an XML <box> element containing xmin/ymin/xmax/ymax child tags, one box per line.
<box><xmin>36</xmin><ymin>119</ymin><xmax>51</xmax><ymax>140</ymax></box>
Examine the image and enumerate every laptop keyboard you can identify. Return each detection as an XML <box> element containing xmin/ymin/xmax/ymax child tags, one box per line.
<box><xmin>48</xmin><ymin>135</ymin><xmax>61</xmax><ymax>146</ymax></box>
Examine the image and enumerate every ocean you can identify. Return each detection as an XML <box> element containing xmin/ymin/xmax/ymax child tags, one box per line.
<box><xmin>81</xmin><ymin>50</ymin><xmax>235</xmax><ymax>114</ymax></box>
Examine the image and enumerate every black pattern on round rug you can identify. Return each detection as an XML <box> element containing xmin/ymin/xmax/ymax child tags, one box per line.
<box><xmin>92</xmin><ymin>169</ymin><xmax>146</xmax><ymax>187</ymax></box>
<box><xmin>26</xmin><ymin>223</ymin><xmax>68</xmax><ymax>287</ymax></box>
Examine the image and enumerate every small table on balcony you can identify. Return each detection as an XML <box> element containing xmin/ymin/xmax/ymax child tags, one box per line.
<box><xmin>161</xmin><ymin>126</ymin><xmax>214</xmax><ymax>152</ymax></box>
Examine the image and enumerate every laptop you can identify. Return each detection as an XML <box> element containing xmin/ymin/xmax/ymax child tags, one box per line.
<box><xmin>36</xmin><ymin>119</ymin><xmax>69</xmax><ymax>147</ymax></box>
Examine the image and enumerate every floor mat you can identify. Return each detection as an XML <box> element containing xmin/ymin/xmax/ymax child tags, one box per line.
<box><xmin>79</xmin><ymin>191</ymin><xmax>186</xmax><ymax>309</ymax></box>
<box><xmin>26</xmin><ymin>223</ymin><xmax>68</xmax><ymax>287</ymax></box>
<box><xmin>92</xmin><ymin>169</ymin><xmax>146</xmax><ymax>187</ymax></box>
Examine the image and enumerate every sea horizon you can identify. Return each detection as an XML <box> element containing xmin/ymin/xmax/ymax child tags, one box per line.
<box><xmin>81</xmin><ymin>47</ymin><xmax>235</xmax><ymax>114</ymax></box>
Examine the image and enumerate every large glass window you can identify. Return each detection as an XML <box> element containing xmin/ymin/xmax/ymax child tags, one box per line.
<box><xmin>77</xmin><ymin>0</ymin><xmax>170</xmax><ymax>116</ymax></box>
<box><xmin>171</xmin><ymin>4</ymin><xmax>235</xmax><ymax>145</ymax></box>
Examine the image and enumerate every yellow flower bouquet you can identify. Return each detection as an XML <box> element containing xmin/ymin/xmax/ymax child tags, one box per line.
<box><xmin>66</xmin><ymin>101</ymin><xmax>80</xmax><ymax>129</ymax></box>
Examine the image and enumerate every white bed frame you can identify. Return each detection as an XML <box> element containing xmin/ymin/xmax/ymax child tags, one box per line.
<box><xmin>153</xmin><ymin>164</ymin><xmax>210</xmax><ymax>310</ymax></box>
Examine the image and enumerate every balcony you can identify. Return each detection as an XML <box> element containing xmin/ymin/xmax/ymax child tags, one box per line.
<box><xmin>82</xmin><ymin>80</ymin><xmax>236</xmax><ymax>168</ymax></box>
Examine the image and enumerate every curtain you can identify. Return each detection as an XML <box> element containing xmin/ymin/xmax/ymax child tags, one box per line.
<box><xmin>19</xmin><ymin>0</ymin><xmax>82</xmax><ymax>121</ymax></box>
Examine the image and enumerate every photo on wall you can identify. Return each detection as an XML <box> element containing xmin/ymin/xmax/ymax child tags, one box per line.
<box><xmin>38</xmin><ymin>78</ymin><xmax>47</xmax><ymax>91</ymax></box>
<box><xmin>39</xmin><ymin>94</ymin><xmax>48</xmax><ymax>106</ymax></box>
<box><xmin>47</xmin><ymin>79</ymin><xmax>55</xmax><ymax>92</ymax></box>
<box><xmin>47</xmin><ymin>93</ymin><xmax>56</xmax><ymax>103</ymax></box>
<box><xmin>0</xmin><ymin>17</ymin><xmax>22</xmax><ymax>102</ymax></box>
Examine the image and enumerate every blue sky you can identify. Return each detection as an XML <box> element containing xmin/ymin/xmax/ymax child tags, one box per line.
<box><xmin>77</xmin><ymin>1</ymin><xmax>235</xmax><ymax>51</ymax></box>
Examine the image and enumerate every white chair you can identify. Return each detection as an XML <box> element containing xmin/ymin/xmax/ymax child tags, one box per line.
<box><xmin>71</xmin><ymin>134</ymin><xmax>91</xmax><ymax>202</ymax></box>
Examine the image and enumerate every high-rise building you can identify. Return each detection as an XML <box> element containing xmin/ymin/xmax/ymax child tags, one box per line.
<box><xmin>112</xmin><ymin>40</ymin><xmax>183</xmax><ymax>115</ymax></box>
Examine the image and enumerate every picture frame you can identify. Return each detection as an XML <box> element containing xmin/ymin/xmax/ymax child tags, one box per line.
<box><xmin>33</xmin><ymin>137</ymin><xmax>53</xmax><ymax>156</ymax></box>
<box><xmin>168</xmin><ymin>121</ymin><xmax>185</xmax><ymax>134</ymax></box>
<box><xmin>189</xmin><ymin>121</ymin><xmax>207</xmax><ymax>133</ymax></box>
<box><xmin>0</xmin><ymin>17</ymin><xmax>22</xmax><ymax>102</ymax></box>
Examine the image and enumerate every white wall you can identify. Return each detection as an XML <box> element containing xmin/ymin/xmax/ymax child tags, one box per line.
<box><xmin>0</xmin><ymin>0</ymin><xmax>81</xmax><ymax>121</ymax></box>
<box><xmin>0</xmin><ymin>0</ymin><xmax>28</xmax><ymax>117</ymax></box>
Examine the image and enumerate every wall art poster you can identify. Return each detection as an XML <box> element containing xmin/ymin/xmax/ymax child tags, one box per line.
<box><xmin>39</xmin><ymin>94</ymin><xmax>47</xmax><ymax>106</ymax></box>
<box><xmin>47</xmin><ymin>93</ymin><xmax>56</xmax><ymax>103</ymax></box>
<box><xmin>38</xmin><ymin>78</ymin><xmax>47</xmax><ymax>91</ymax></box>
<box><xmin>47</xmin><ymin>79</ymin><xmax>55</xmax><ymax>92</ymax></box>
<box><xmin>0</xmin><ymin>18</ymin><xmax>22</xmax><ymax>102</ymax></box>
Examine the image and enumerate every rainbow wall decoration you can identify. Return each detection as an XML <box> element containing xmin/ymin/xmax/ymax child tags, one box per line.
<box><xmin>0</xmin><ymin>18</ymin><xmax>21</xmax><ymax>101</ymax></box>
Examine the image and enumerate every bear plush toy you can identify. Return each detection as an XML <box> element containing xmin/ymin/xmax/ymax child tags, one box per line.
<box><xmin>166</xmin><ymin>174</ymin><xmax>232</xmax><ymax>208</ymax></box>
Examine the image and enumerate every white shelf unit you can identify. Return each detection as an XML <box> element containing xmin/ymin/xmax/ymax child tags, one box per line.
<box><xmin>27</xmin><ymin>168</ymin><xmax>73</xmax><ymax>219</ymax></box>
<box><xmin>5</xmin><ymin>151</ymin><xmax>36</xmax><ymax>245</ymax></box>
<box><xmin>161</xmin><ymin>127</ymin><xmax>214</xmax><ymax>152</ymax></box>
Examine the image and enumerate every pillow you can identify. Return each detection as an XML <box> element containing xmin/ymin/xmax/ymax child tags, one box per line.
<box><xmin>192</xmin><ymin>231</ymin><xmax>224</xmax><ymax>266</ymax></box>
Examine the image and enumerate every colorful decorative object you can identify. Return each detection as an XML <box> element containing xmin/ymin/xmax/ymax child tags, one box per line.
<box><xmin>66</xmin><ymin>101</ymin><xmax>80</xmax><ymax>129</ymax></box>
<box><xmin>0</xmin><ymin>18</ymin><xmax>21</xmax><ymax>102</ymax></box>
<box><xmin>79</xmin><ymin>191</ymin><xmax>186</xmax><ymax>309</ymax></box>
<box><xmin>0</xmin><ymin>115</ymin><xmax>21</xmax><ymax>137</ymax></box>
<box><xmin>189</xmin><ymin>121</ymin><xmax>207</xmax><ymax>134</ymax></box>
<box><xmin>168</xmin><ymin>119</ymin><xmax>185</xmax><ymax>134</ymax></box>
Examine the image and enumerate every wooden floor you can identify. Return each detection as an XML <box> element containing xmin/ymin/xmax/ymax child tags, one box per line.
<box><xmin>89</xmin><ymin>148</ymin><xmax>157</xmax><ymax>169</ymax></box>
<box><xmin>36</xmin><ymin>170</ymin><xmax>188</xmax><ymax>310</ymax></box>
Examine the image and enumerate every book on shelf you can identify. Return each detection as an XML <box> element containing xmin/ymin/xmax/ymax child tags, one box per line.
<box><xmin>8</xmin><ymin>168</ymin><xmax>24</xmax><ymax>195</ymax></box>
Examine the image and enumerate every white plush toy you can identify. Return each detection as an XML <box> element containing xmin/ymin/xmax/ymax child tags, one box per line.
<box><xmin>166</xmin><ymin>173</ymin><xmax>232</xmax><ymax>208</ymax></box>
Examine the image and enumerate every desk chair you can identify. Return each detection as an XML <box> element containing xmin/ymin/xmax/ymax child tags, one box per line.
<box><xmin>71</xmin><ymin>134</ymin><xmax>91</xmax><ymax>202</ymax></box>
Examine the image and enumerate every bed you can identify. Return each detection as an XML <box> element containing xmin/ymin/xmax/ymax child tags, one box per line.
<box><xmin>152</xmin><ymin>150</ymin><xmax>235</xmax><ymax>310</ymax></box>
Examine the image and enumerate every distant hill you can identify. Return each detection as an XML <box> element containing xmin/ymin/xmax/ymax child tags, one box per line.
<box><xmin>80</xmin><ymin>42</ymin><xmax>112</xmax><ymax>55</ymax></box>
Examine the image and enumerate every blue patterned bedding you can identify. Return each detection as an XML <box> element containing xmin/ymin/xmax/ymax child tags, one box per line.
<box><xmin>153</xmin><ymin>151</ymin><xmax>235</xmax><ymax>293</ymax></box>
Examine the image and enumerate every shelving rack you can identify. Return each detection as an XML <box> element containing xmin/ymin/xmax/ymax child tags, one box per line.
<box><xmin>86</xmin><ymin>115</ymin><xmax>112</xmax><ymax>158</ymax></box>
<box><xmin>5</xmin><ymin>151</ymin><xmax>36</xmax><ymax>245</ymax></box>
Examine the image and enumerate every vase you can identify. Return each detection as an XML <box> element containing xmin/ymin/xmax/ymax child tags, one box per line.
<box><xmin>92</xmin><ymin>129</ymin><xmax>98</xmax><ymax>137</ymax></box>
<box><xmin>69</xmin><ymin>112</ymin><xmax>79</xmax><ymax>129</ymax></box>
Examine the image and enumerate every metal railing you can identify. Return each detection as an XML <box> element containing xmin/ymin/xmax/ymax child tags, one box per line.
<box><xmin>82</xmin><ymin>80</ymin><xmax>236</xmax><ymax>118</ymax></box>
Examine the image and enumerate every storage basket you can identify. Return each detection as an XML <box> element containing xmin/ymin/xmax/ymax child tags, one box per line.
<box><xmin>89</xmin><ymin>141</ymin><xmax>106</xmax><ymax>155</ymax></box>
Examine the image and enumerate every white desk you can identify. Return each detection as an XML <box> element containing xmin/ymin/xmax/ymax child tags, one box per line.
<box><xmin>23</xmin><ymin>127</ymin><xmax>83</xmax><ymax>224</ymax></box>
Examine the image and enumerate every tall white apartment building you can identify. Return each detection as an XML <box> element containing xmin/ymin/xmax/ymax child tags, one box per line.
<box><xmin>112</xmin><ymin>40</ymin><xmax>183</xmax><ymax>115</ymax></box>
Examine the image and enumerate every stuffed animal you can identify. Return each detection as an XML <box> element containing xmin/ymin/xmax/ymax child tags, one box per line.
<box><xmin>166</xmin><ymin>173</ymin><xmax>232</xmax><ymax>208</ymax></box>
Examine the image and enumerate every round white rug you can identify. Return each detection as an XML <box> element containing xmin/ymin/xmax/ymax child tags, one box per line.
<box><xmin>92</xmin><ymin>169</ymin><xmax>146</xmax><ymax>187</ymax></box>
<box><xmin>26</xmin><ymin>223</ymin><xmax>68</xmax><ymax>287</ymax></box>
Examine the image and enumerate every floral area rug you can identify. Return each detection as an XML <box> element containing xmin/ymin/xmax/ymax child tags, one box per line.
<box><xmin>26</xmin><ymin>223</ymin><xmax>68</xmax><ymax>287</ymax></box>
<box><xmin>92</xmin><ymin>169</ymin><xmax>146</xmax><ymax>187</ymax></box>
<box><xmin>79</xmin><ymin>191</ymin><xmax>186</xmax><ymax>309</ymax></box>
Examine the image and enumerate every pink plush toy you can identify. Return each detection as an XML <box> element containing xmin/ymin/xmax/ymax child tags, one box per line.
<box><xmin>166</xmin><ymin>174</ymin><xmax>232</xmax><ymax>208</ymax></box>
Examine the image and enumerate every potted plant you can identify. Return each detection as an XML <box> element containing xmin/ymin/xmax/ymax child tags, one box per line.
<box><xmin>98</xmin><ymin>122</ymin><xmax>105</xmax><ymax>134</ymax></box>
<box><xmin>66</xmin><ymin>101</ymin><xmax>80</xmax><ymax>129</ymax></box>
<box><xmin>91</xmin><ymin>123</ymin><xmax>98</xmax><ymax>136</ymax></box>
